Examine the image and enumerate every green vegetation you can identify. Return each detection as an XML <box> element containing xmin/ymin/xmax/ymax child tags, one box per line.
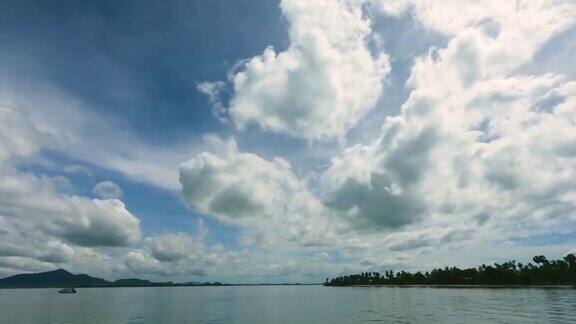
<box><xmin>325</xmin><ymin>254</ymin><xmax>576</xmax><ymax>286</ymax></box>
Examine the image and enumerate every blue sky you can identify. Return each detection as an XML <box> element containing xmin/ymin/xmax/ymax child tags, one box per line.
<box><xmin>1</xmin><ymin>0</ymin><xmax>576</xmax><ymax>283</ymax></box>
<box><xmin>1</xmin><ymin>0</ymin><xmax>287</xmax><ymax>140</ymax></box>
<box><xmin>0</xmin><ymin>0</ymin><xmax>284</xmax><ymax>244</ymax></box>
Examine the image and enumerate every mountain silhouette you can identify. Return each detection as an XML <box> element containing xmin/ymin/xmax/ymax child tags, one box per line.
<box><xmin>0</xmin><ymin>269</ymin><xmax>184</xmax><ymax>288</ymax></box>
<box><xmin>113</xmin><ymin>278</ymin><xmax>153</xmax><ymax>286</ymax></box>
<box><xmin>0</xmin><ymin>269</ymin><xmax>297</xmax><ymax>288</ymax></box>
<box><xmin>0</xmin><ymin>269</ymin><xmax>110</xmax><ymax>288</ymax></box>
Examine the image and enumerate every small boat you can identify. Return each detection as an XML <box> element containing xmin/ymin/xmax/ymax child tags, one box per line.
<box><xmin>58</xmin><ymin>287</ymin><xmax>77</xmax><ymax>294</ymax></box>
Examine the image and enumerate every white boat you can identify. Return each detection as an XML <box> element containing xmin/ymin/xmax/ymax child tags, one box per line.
<box><xmin>58</xmin><ymin>287</ymin><xmax>77</xmax><ymax>294</ymax></box>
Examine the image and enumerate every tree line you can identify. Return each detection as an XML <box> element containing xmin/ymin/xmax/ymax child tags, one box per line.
<box><xmin>325</xmin><ymin>254</ymin><xmax>576</xmax><ymax>286</ymax></box>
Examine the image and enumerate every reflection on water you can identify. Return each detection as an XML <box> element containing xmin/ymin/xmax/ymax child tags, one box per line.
<box><xmin>0</xmin><ymin>286</ymin><xmax>574</xmax><ymax>323</ymax></box>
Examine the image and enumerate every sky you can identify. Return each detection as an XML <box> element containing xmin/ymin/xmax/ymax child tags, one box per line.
<box><xmin>1</xmin><ymin>0</ymin><xmax>576</xmax><ymax>284</ymax></box>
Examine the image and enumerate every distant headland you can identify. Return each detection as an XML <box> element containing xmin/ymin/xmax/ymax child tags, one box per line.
<box><xmin>325</xmin><ymin>254</ymin><xmax>576</xmax><ymax>287</ymax></box>
<box><xmin>0</xmin><ymin>269</ymin><xmax>222</xmax><ymax>288</ymax></box>
<box><xmin>0</xmin><ymin>269</ymin><xmax>312</xmax><ymax>289</ymax></box>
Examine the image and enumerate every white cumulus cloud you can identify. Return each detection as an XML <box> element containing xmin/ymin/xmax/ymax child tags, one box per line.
<box><xmin>93</xmin><ymin>181</ymin><xmax>123</xmax><ymax>200</ymax></box>
<box><xmin>179</xmin><ymin>137</ymin><xmax>342</xmax><ymax>248</ymax></box>
<box><xmin>203</xmin><ymin>0</ymin><xmax>390</xmax><ymax>141</ymax></box>
<box><xmin>322</xmin><ymin>0</ymin><xmax>576</xmax><ymax>251</ymax></box>
<box><xmin>0</xmin><ymin>106</ymin><xmax>142</xmax><ymax>275</ymax></box>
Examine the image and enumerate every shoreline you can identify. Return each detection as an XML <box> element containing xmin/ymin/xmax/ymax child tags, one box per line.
<box><xmin>0</xmin><ymin>283</ymin><xmax>321</xmax><ymax>290</ymax></box>
<box><xmin>1</xmin><ymin>284</ymin><xmax>573</xmax><ymax>290</ymax></box>
<box><xmin>324</xmin><ymin>284</ymin><xmax>575</xmax><ymax>289</ymax></box>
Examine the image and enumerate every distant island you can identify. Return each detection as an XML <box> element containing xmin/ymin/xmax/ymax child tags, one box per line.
<box><xmin>0</xmin><ymin>269</ymin><xmax>230</xmax><ymax>289</ymax></box>
<box><xmin>0</xmin><ymin>269</ymin><xmax>311</xmax><ymax>289</ymax></box>
<box><xmin>325</xmin><ymin>254</ymin><xmax>576</xmax><ymax>287</ymax></box>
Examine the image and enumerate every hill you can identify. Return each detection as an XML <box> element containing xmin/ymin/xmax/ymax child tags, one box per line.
<box><xmin>0</xmin><ymin>269</ymin><xmax>110</xmax><ymax>288</ymax></box>
<box><xmin>113</xmin><ymin>278</ymin><xmax>153</xmax><ymax>286</ymax></box>
<box><xmin>0</xmin><ymin>269</ymin><xmax>301</xmax><ymax>288</ymax></box>
<box><xmin>0</xmin><ymin>269</ymin><xmax>180</xmax><ymax>288</ymax></box>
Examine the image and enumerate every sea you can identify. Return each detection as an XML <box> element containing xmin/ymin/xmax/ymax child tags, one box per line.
<box><xmin>0</xmin><ymin>285</ymin><xmax>574</xmax><ymax>323</ymax></box>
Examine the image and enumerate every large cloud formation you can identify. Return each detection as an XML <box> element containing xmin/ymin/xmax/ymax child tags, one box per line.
<box><xmin>186</xmin><ymin>0</ymin><xmax>576</xmax><ymax>274</ymax></box>
<box><xmin>202</xmin><ymin>0</ymin><xmax>390</xmax><ymax>141</ymax></box>
<box><xmin>323</xmin><ymin>5</ymin><xmax>576</xmax><ymax>268</ymax></box>
<box><xmin>322</xmin><ymin>0</ymin><xmax>576</xmax><ymax>241</ymax></box>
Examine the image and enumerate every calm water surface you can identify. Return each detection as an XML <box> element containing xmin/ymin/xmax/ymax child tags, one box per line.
<box><xmin>0</xmin><ymin>286</ymin><xmax>574</xmax><ymax>323</ymax></box>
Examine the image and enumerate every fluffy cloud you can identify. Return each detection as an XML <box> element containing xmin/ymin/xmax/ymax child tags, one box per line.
<box><xmin>179</xmin><ymin>137</ymin><xmax>342</xmax><ymax>248</ymax></box>
<box><xmin>321</xmin><ymin>129</ymin><xmax>430</xmax><ymax>229</ymax></box>
<box><xmin>0</xmin><ymin>106</ymin><xmax>142</xmax><ymax>275</ymax></box>
<box><xmin>0</xmin><ymin>168</ymin><xmax>141</xmax><ymax>247</ymax></box>
<box><xmin>0</xmin><ymin>107</ymin><xmax>45</xmax><ymax>161</ymax></box>
<box><xmin>197</xmin><ymin>81</ymin><xmax>228</xmax><ymax>123</ymax></box>
<box><xmin>203</xmin><ymin>0</ymin><xmax>390</xmax><ymax>141</ymax></box>
<box><xmin>322</xmin><ymin>0</ymin><xmax>576</xmax><ymax>251</ymax></box>
<box><xmin>374</xmin><ymin>0</ymin><xmax>575</xmax><ymax>37</ymax></box>
<box><xmin>149</xmin><ymin>232</ymin><xmax>204</xmax><ymax>262</ymax></box>
<box><xmin>124</xmin><ymin>221</ymin><xmax>209</xmax><ymax>277</ymax></box>
<box><xmin>93</xmin><ymin>181</ymin><xmax>123</xmax><ymax>200</ymax></box>
<box><xmin>0</xmin><ymin>223</ymin><xmax>74</xmax><ymax>264</ymax></box>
